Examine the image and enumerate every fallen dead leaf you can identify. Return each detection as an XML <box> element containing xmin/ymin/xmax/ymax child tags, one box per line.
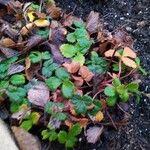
<box><xmin>78</xmin><ymin>66</ymin><xmax>94</xmax><ymax>82</ymax></box>
<box><xmin>123</xmin><ymin>47</ymin><xmax>137</xmax><ymax>58</ymax></box>
<box><xmin>11</xmin><ymin>126</ymin><xmax>41</xmax><ymax>150</ymax></box>
<box><xmin>34</xmin><ymin>19</ymin><xmax>50</xmax><ymax>27</ymax></box>
<box><xmin>47</xmin><ymin>6</ymin><xmax>61</xmax><ymax>19</ymax></box>
<box><xmin>122</xmin><ymin>57</ymin><xmax>137</xmax><ymax>68</ymax></box>
<box><xmin>86</xmin><ymin>126</ymin><xmax>104</xmax><ymax>144</ymax></box>
<box><xmin>0</xmin><ymin>38</ymin><xmax>15</xmax><ymax>47</ymax></box>
<box><xmin>72</xmin><ymin>76</ymin><xmax>84</xmax><ymax>87</ymax></box>
<box><xmin>27</xmin><ymin>82</ymin><xmax>49</xmax><ymax>107</ymax></box>
<box><xmin>86</xmin><ymin>11</ymin><xmax>100</xmax><ymax>34</ymax></box>
<box><xmin>63</xmin><ymin>62</ymin><xmax>80</xmax><ymax>73</ymax></box>
<box><xmin>20</xmin><ymin>23</ymin><xmax>34</xmax><ymax>35</ymax></box>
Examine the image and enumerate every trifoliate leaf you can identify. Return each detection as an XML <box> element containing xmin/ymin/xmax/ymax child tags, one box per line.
<box><xmin>126</xmin><ymin>82</ymin><xmax>139</xmax><ymax>92</ymax></box>
<box><xmin>10</xmin><ymin>74</ymin><xmax>25</xmax><ymax>85</ymax></box>
<box><xmin>20</xmin><ymin>120</ymin><xmax>32</xmax><ymax>131</ymax></box>
<box><xmin>106</xmin><ymin>97</ymin><xmax>117</xmax><ymax>107</ymax></box>
<box><xmin>104</xmin><ymin>86</ymin><xmax>116</xmax><ymax>97</ymax></box>
<box><xmin>73</xmin><ymin>53</ymin><xmax>85</xmax><ymax>65</ymax></box>
<box><xmin>60</xmin><ymin>44</ymin><xmax>77</xmax><ymax>58</ymax></box>
<box><xmin>46</xmin><ymin>77</ymin><xmax>62</xmax><ymax>91</ymax></box>
<box><xmin>62</xmin><ymin>80</ymin><xmax>74</xmax><ymax>98</ymax></box>
<box><xmin>58</xmin><ymin>131</ymin><xmax>67</xmax><ymax>144</ymax></box>
<box><xmin>55</xmin><ymin>67</ymin><xmax>70</xmax><ymax>80</ymax></box>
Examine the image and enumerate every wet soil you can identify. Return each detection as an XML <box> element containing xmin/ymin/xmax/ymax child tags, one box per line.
<box><xmin>53</xmin><ymin>0</ymin><xmax>150</xmax><ymax>149</ymax></box>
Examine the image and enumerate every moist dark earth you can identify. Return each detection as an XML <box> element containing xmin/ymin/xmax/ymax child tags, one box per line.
<box><xmin>0</xmin><ymin>0</ymin><xmax>150</xmax><ymax>150</ymax></box>
<box><xmin>54</xmin><ymin>0</ymin><xmax>150</xmax><ymax>150</ymax></box>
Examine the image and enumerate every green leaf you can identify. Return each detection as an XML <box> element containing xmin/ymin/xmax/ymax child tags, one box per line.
<box><xmin>7</xmin><ymin>87</ymin><xmax>27</xmax><ymax>102</ymax></box>
<box><xmin>106</xmin><ymin>97</ymin><xmax>117</xmax><ymax>107</ymax></box>
<box><xmin>74</xmin><ymin>28</ymin><xmax>88</xmax><ymax>39</ymax></box>
<box><xmin>71</xmin><ymin>95</ymin><xmax>87</xmax><ymax>114</ymax></box>
<box><xmin>69</xmin><ymin>123</ymin><xmax>82</xmax><ymax>136</ymax></box>
<box><xmin>46</xmin><ymin>77</ymin><xmax>62</xmax><ymax>91</ymax></box>
<box><xmin>49</xmin><ymin>130</ymin><xmax>58</xmax><ymax>141</ymax></box>
<box><xmin>65</xmin><ymin>137</ymin><xmax>77</xmax><ymax>148</ymax></box>
<box><xmin>82</xmin><ymin>95</ymin><xmax>93</xmax><ymax>106</ymax></box>
<box><xmin>29</xmin><ymin>51</ymin><xmax>41</xmax><ymax>63</ymax></box>
<box><xmin>60</xmin><ymin>44</ymin><xmax>77</xmax><ymax>58</ymax></box>
<box><xmin>119</xmin><ymin>90</ymin><xmax>129</xmax><ymax>102</ymax></box>
<box><xmin>10</xmin><ymin>74</ymin><xmax>25</xmax><ymax>85</ymax></box>
<box><xmin>54</xmin><ymin>112</ymin><xmax>67</xmax><ymax>121</ymax></box>
<box><xmin>89</xmin><ymin>100</ymin><xmax>102</xmax><ymax>115</ymax></box>
<box><xmin>10</xmin><ymin>102</ymin><xmax>20</xmax><ymax>113</ymax></box>
<box><xmin>55</xmin><ymin>67</ymin><xmax>70</xmax><ymax>80</ymax></box>
<box><xmin>0</xmin><ymin>81</ymin><xmax>9</xmax><ymax>89</ymax></box>
<box><xmin>73</xmin><ymin>53</ymin><xmax>85</xmax><ymax>65</ymax></box>
<box><xmin>112</xmin><ymin>78</ymin><xmax>121</xmax><ymax>87</ymax></box>
<box><xmin>127</xmin><ymin>82</ymin><xmax>139</xmax><ymax>92</ymax></box>
<box><xmin>58</xmin><ymin>131</ymin><xmax>67</xmax><ymax>144</ymax></box>
<box><xmin>41</xmin><ymin>129</ymin><xmax>50</xmax><ymax>140</ymax></box>
<box><xmin>67</xmin><ymin>33</ymin><xmax>76</xmax><ymax>43</ymax></box>
<box><xmin>73</xmin><ymin>21</ymin><xmax>85</xmax><ymax>28</ymax></box>
<box><xmin>20</xmin><ymin>120</ymin><xmax>32</xmax><ymax>131</ymax></box>
<box><xmin>116</xmin><ymin>85</ymin><xmax>126</xmax><ymax>94</ymax></box>
<box><xmin>36</xmin><ymin>29</ymin><xmax>49</xmax><ymax>38</ymax></box>
<box><xmin>62</xmin><ymin>80</ymin><xmax>74</xmax><ymax>98</ymax></box>
<box><xmin>104</xmin><ymin>86</ymin><xmax>116</xmax><ymax>97</ymax></box>
<box><xmin>42</xmin><ymin>51</ymin><xmax>51</xmax><ymax>60</ymax></box>
<box><xmin>31</xmin><ymin>112</ymin><xmax>40</xmax><ymax>124</ymax></box>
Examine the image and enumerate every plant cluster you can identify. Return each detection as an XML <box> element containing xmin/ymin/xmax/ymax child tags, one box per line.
<box><xmin>0</xmin><ymin>0</ymin><xmax>147</xmax><ymax>149</ymax></box>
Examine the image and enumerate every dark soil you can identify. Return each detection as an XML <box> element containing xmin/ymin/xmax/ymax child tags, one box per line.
<box><xmin>51</xmin><ymin>0</ymin><xmax>150</xmax><ymax>150</ymax></box>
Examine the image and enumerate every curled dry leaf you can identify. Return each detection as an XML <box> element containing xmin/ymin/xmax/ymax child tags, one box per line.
<box><xmin>27</xmin><ymin>82</ymin><xmax>49</xmax><ymax>107</ymax></box>
<box><xmin>72</xmin><ymin>76</ymin><xmax>84</xmax><ymax>87</ymax></box>
<box><xmin>20</xmin><ymin>23</ymin><xmax>34</xmax><ymax>35</ymax></box>
<box><xmin>104</xmin><ymin>49</ymin><xmax>121</xmax><ymax>58</ymax></box>
<box><xmin>123</xmin><ymin>47</ymin><xmax>137</xmax><ymax>58</ymax></box>
<box><xmin>86</xmin><ymin>11</ymin><xmax>100</xmax><ymax>34</ymax></box>
<box><xmin>11</xmin><ymin>126</ymin><xmax>41</xmax><ymax>150</ymax></box>
<box><xmin>0</xmin><ymin>38</ymin><xmax>15</xmax><ymax>47</ymax></box>
<box><xmin>122</xmin><ymin>57</ymin><xmax>137</xmax><ymax>68</ymax></box>
<box><xmin>63</xmin><ymin>62</ymin><xmax>80</xmax><ymax>73</ymax></box>
<box><xmin>34</xmin><ymin>19</ymin><xmax>50</xmax><ymax>27</ymax></box>
<box><xmin>86</xmin><ymin>126</ymin><xmax>104</xmax><ymax>144</ymax></box>
<box><xmin>78</xmin><ymin>66</ymin><xmax>94</xmax><ymax>82</ymax></box>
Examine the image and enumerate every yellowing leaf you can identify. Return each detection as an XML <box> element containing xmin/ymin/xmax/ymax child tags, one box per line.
<box><xmin>27</xmin><ymin>11</ymin><xmax>35</xmax><ymax>22</ymax></box>
<box><xmin>34</xmin><ymin>19</ymin><xmax>50</xmax><ymax>27</ymax></box>
<box><xmin>20</xmin><ymin>23</ymin><xmax>34</xmax><ymax>35</ymax></box>
<box><xmin>122</xmin><ymin>57</ymin><xmax>137</xmax><ymax>68</ymax></box>
<box><xmin>95</xmin><ymin>111</ymin><xmax>104</xmax><ymax>122</ymax></box>
<box><xmin>104</xmin><ymin>49</ymin><xmax>121</xmax><ymax>58</ymax></box>
<box><xmin>123</xmin><ymin>47</ymin><xmax>137</xmax><ymax>58</ymax></box>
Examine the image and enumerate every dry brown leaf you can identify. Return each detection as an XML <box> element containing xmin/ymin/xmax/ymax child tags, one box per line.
<box><xmin>63</xmin><ymin>62</ymin><xmax>80</xmax><ymax>73</ymax></box>
<box><xmin>86</xmin><ymin>126</ymin><xmax>104</xmax><ymax>144</ymax></box>
<box><xmin>123</xmin><ymin>47</ymin><xmax>137</xmax><ymax>58</ymax></box>
<box><xmin>78</xmin><ymin>66</ymin><xmax>94</xmax><ymax>82</ymax></box>
<box><xmin>95</xmin><ymin>111</ymin><xmax>104</xmax><ymax>122</ymax></box>
<box><xmin>35</xmin><ymin>12</ymin><xmax>46</xmax><ymax>19</ymax></box>
<box><xmin>11</xmin><ymin>126</ymin><xmax>41</xmax><ymax>150</ymax></box>
<box><xmin>78</xmin><ymin>118</ymin><xmax>89</xmax><ymax>128</ymax></box>
<box><xmin>20</xmin><ymin>23</ymin><xmax>34</xmax><ymax>35</ymax></box>
<box><xmin>122</xmin><ymin>57</ymin><xmax>137</xmax><ymax>68</ymax></box>
<box><xmin>47</xmin><ymin>6</ymin><xmax>61</xmax><ymax>19</ymax></box>
<box><xmin>104</xmin><ymin>49</ymin><xmax>121</xmax><ymax>58</ymax></box>
<box><xmin>0</xmin><ymin>38</ymin><xmax>15</xmax><ymax>47</ymax></box>
<box><xmin>27</xmin><ymin>82</ymin><xmax>49</xmax><ymax>107</ymax></box>
<box><xmin>86</xmin><ymin>11</ymin><xmax>100</xmax><ymax>34</ymax></box>
<box><xmin>65</xmin><ymin>120</ymin><xmax>73</xmax><ymax>128</ymax></box>
<box><xmin>72</xmin><ymin>76</ymin><xmax>84</xmax><ymax>87</ymax></box>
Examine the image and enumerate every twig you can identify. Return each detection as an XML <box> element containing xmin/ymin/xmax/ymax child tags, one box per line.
<box><xmin>93</xmin><ymin>89</ymin><xmax>104</xmax><ymax>99</ymax></box>
<box><xmin>106</xmin><ymin>110</ymin><xmax>117</xmax><ymax>130</ymax></box>
<box><xmin>117</xmin><ymin>104</ymin><xmax>130</xmax><ymax>116</ymax></box>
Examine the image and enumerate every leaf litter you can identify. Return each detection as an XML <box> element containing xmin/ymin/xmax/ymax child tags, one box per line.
<box><xmin>0</xmin><ymin>0</ymin><xmax>147</xmax><ymax>149</ymax></box>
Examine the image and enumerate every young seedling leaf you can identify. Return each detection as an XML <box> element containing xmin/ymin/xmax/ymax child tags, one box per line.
<box><xmin>104</xmin><ymin>86</ymin><xmax>116</xmax><ymax>97</ymax></box>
